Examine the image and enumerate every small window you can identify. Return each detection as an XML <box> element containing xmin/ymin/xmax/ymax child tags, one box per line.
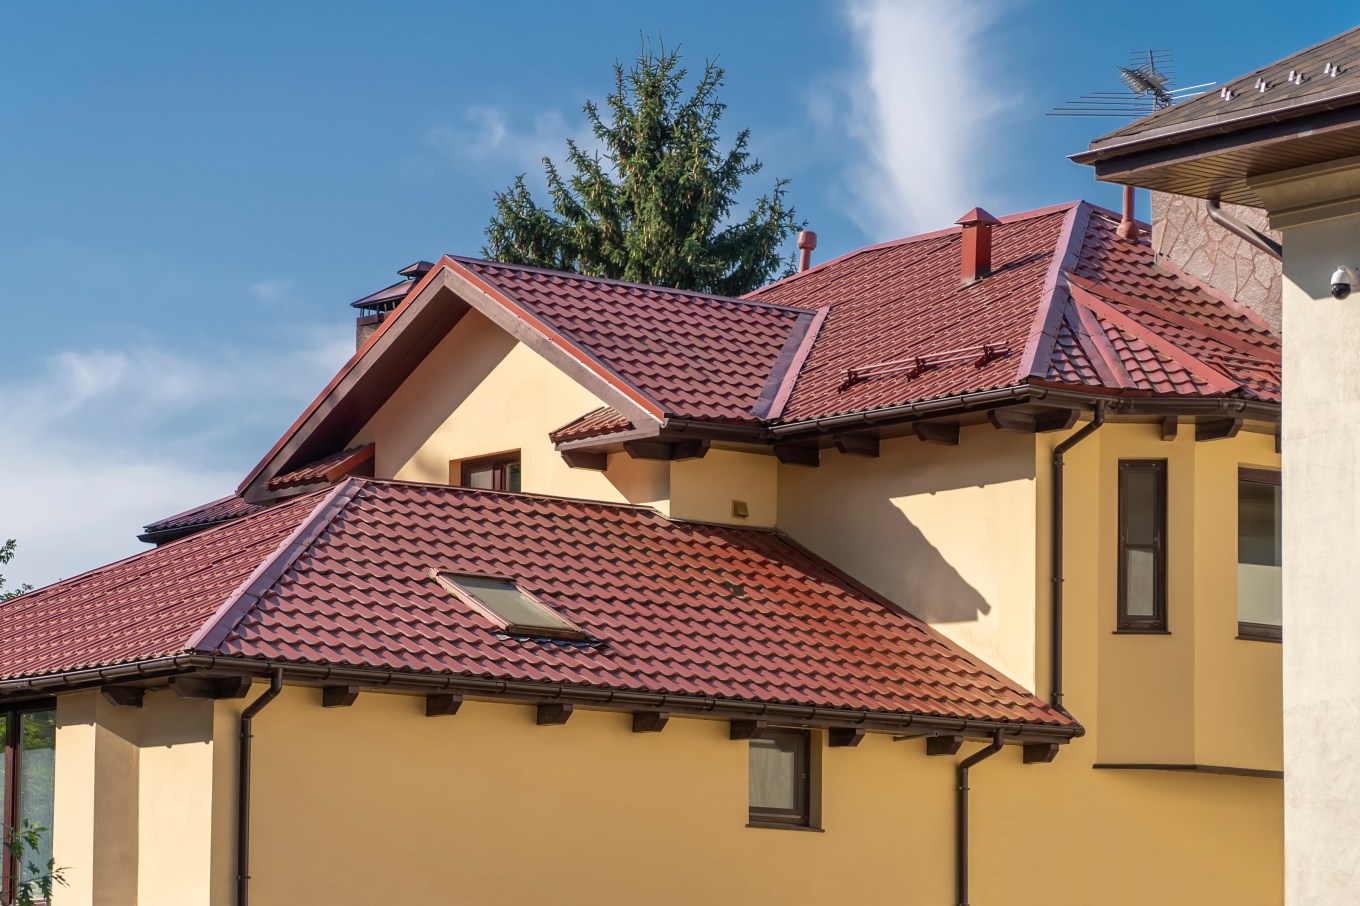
<box><xmin>748</xmin><ymin>729</ymin><xmax>812</xmax><ymax>827</ymax></box>
<box><xmin>1238</xmin><ymin>468</ymin><xmax>1282</xmax><ymax>642</ymax></box>
<box><xmin>1118</xmin><ymin>460</ymin><xmax>1168</xmax><ymax>632</ymax></box>
<box><xmin>1</xmin><ymin>705</ymin><xmax>56</xmax><ymax>905</ymax></box>
<box><xmin>432</xmin><ymin>571</ymin><xmax>587</xmax><ymax>640</ymax></box>
<box><xmin>456</xmin><ymin>453</ymin><xmax>521</xmax><ymax>492</ymax></box>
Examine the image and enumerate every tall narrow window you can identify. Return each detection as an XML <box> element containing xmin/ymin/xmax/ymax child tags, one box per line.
<box><xmin>455</xmin><ymin>453</ymin><xmax>521</xmax><ymax>492</ymax></box>
<box><xmin>1238</xmin><ymin>467</ymin><xmax>1282</xmax><ymax>642</ymax></box>
<box><xmin>1118</xmin><ymin>460</ymin><xmax>1168</xmax><ymax>632</ymax></box>
<box><xmin>2</xmin><ymin>704</ymin><xmax>56</xmax><ymax>903</ymax></box>
<box><xmin>748</xmin><ymin>729</ymin><xmax>812</xmax><ymax>828</ymax></box>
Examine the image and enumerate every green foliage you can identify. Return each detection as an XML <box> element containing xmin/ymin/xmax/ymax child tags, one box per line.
<box><xmin>484</xmin><ymin>42</ymin><xmax>802</xmax><ymax>296</ymax></box>
<box><xmin>0</xmin><ymin>540</ymin><xmax>33</xmax><ymax>602</ymax></box>
<box><xmin>2</xmin><ymin>821</ymin><xmax>65</xmax><ymax>906</ymax></box>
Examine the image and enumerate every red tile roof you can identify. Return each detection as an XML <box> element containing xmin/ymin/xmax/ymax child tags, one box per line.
<box><xmin>451</xmin><ymin>257</ymin><xmax>816</xmax><ymax>424</ymax></box>
<box><xmin>5</xmin><ymin>480</ymin><xmax>1070</xmax><ymax>729</ymax></box>
<box><xmin>139</xmin><ymin>494</ymin><xmax>269</xmax><ymax>543</ymax></box>
<box><xmin>549</xmin><ymin>407</ymin><xmax>635</xmax><ymax>444</ymax></box>
<box><xmin>746</xmin><ymin>201</ymin><xmax>1279</xmax><ymax>424</ymax></box>
<box><xmin>266</xmin><ymin>443</ymin><xmax>374</xmax><ymax>490</ymax></box>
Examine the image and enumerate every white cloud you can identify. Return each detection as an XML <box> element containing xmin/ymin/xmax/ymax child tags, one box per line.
<box><xmin>826</xmin><ymin>0</ymin><xmax>1017</xmax><ymax>239</ymax></box>
<box><xmin>0</xmin><ymin>328</ymin><xmax>352</xmax><ymax>591</ymax></box>
<box><xmin>248</xmin><ymin>278</ymin><xmax>294</xmax><ymax>304</ymax></box>
<box><xmin>425</xmin><ymin>106</ymin><xmax>605</xmax><ymax>188</ymax></box>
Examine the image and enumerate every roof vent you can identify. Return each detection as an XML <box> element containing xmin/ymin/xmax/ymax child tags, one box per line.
<box><xmin>797</xmin><ymin>230</ymin><xmax>818</xmax><ymax>272</ymax></box>
<box><xmin>1116</xmin><ymin>185</ymin><xmax>1139</xmax><ymax>242</ymax></box>
<box><xmin>955</xmin><ymin>208</ymin><xmax>1001</xmax><ymax>285</ymax></box>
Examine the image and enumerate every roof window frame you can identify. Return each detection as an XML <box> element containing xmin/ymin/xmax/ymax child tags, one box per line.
<box><xmin>429</xmin><ymin>569</ymin><xmax>590</xmax><ymax>642</ymax></box>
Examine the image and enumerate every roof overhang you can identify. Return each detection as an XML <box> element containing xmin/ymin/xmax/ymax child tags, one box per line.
<box><xmin>1072</xmin><ymin>94</ymin><xmax>1360</xmax><ymax>206</ymax></box>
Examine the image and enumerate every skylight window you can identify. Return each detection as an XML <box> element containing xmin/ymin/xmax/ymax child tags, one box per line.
<box><xmin>431</xmin><ymin>571</ymin><xmax>588</xmax><ymax>641</ymax></box>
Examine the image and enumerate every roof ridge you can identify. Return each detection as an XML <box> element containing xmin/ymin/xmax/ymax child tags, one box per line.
<box><xmin>1018</xmin><ymin>201</ymin><xmax>1092</xmax><ymax>380</ymax></box>
<box><xmin>186</xmin><ymin>480</ymin><xmax>364</xmax><ymax>653</ymax></box>
<box><xmin>450</xmin><ymin>255</ymin><xmax>815</xmax><ymax>316</ymax></box>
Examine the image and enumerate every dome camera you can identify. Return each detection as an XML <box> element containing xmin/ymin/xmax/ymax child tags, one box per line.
<box><xmin>1331</xmin><ymin>265</ymin><xmax>1358</xmax><ymax>300</ymax></box>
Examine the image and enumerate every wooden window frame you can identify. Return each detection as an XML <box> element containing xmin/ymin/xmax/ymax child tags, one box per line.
<box><xmin>429</xmin><ymin>570</ymin><xmax>590</xmax><ymax>642</ymax></box>
<box><xmin>747</xmin><ymin>728</ymin><xmax>812</xmax><ymax>829</ymax></box>
<box><xmin>1117</xmin><ymin>460</ymin><xmax>1168</xmax><ymax>633</ymax></box>
<box><xmin>456</xmin><ymin>453</ymin><xmax>521</xmax><ymax>492</ymax></box>
<box><xmin>1237</xmin><ymin>467</ymin><xmax>1282</xmax><ymax>643</ymax></box>
<box><xmin>2</xmin><ymin>699</ymin><xmax>56</xmax><ymax>905</ymax></box>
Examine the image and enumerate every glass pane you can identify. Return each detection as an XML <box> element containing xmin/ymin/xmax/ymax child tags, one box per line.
<box><xmin>0</xmin><ymin>712</ymin><xmax>7</xmax><ymax>835</ymax></box>
<box><xmin>1239</xmin><ymin>480</ymin><xmax>1281</xmax><ymax>567</ymax></box>
<box><xmin>504</xmin><ymin>462</ymin><xmax>522</xmax><ymax>493</ymax></box>
<box><xmin>17</xmin><ymin>710</ymin><xmax>56</xmax><ymax>887</ymax></box>
<box><xmin>1121</xmin><ymin>470</ymin><xmax>1157</xmax><ymax>545</ymax></box>
<box><xmin>749</xmin><ymin>735</ymin><xmax>801</xmax><ymax>813</ymax></box>
<box><xmin>462</xmin><ymin>464</ymin><xmax>496</xmax><ymax>490</ymax></box>
<box><xmin>451</xmin><ymin>575</ymin><xmax>577</xmax><ymax>633</ymax></box>
<box><xmin>1124</xmin><ymin>548</ymin><xmax>1156</xmax><ymax>617</ymax></box>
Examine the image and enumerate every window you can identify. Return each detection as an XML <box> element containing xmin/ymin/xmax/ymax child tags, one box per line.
<box><xmin>748</xmin><ymin>729</ymin><xmax>812</xmax><ymax>828</ymax></box>
<box><xmin>1238</xmin><ymin>468</ymin><xmax>1282</xmax><ymax>642</ymax></box>
<box><xmin>431</xmin><ymin>571</ymin><xmax>588</xmax><ymax>641</ymax></box>
<box><xmin>456</xmin><ymin>453</ymin><xmax>521</xmax><ymax>492</ymax></box>
<box><xmin>2</xmin><ymin>704</ymin><xmax>56</xmax><ymax>904</ymax></box>
<box><xmin>1118</xmin><ymin>460</ymin><xmax>1168</xmax><ymax>632</ymax></box>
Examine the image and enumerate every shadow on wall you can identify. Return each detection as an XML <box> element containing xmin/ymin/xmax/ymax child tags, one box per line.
<box><xmin>780</xmin><ymin>432</ymin><xmax>1039</xmax><ymax>627</ymax></box>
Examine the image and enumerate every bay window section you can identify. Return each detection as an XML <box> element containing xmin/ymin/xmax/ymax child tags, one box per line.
<box><xmin>1238</xmin><ymin>468</ymin><xmax>1282</xmax><ymax>641</ymax></box>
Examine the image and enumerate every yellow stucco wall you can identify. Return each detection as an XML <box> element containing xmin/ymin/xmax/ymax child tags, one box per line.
<box><xmin>669</xmin><ymin>447</ymin><xmax>778</xmax><ymax>527</ymax></box>
<box><xmin>777</xmin><ymin>425</ymin><xmax>1040</xmax><ymax>689</ymax></box>
<box><xmin>350</xmin><ymin>308</ymin><xmax>669</xmax><ymax>509</ymax></box>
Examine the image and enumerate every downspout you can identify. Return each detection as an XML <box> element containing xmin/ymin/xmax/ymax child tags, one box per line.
<box><xmin>237</xmin><ymin>667</ymin><xmax>283</xmax><ymax>906</ymax></box>
<box><xmin>1206</xmin><ymin>198</ymin><xmax>1283</xmax><ymax>260</ymax></box>
<box><xmin>1051</xmin><ymin>403</ymin><xmax>1105</xmax><ymax>720</ymax></box>
<box><xmin>956</xmin><ymin>730</ymin><xmax>1006</xmax><ymax>906</ymax></box>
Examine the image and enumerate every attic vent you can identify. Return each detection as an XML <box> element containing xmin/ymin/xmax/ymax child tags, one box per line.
<box><xmin>839</xmin><ymin>342</ymin><xmax>1010</xmax><ymax>392</ymax></box>
<box><xmin>431</xmin><ymin>571</ymin><xmax>589</xmax><ymax>641</ymax></box>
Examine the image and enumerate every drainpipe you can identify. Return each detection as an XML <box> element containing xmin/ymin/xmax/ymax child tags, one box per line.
<box><xmin>1051</xmin><ymin>403</ymin><xmax>1105</xmax><ymax>720</ymax></box>
<box><xmin>1206</xmin><ymin>198</ymin><xmax>1282</xmax><ymax>260</ymax></box>
<box><xmin>956</xmin><ymin>730</ymin><xmax>1006</xmax><ymax>906</ymax></box>
<box><xmin>238</xmin><ymin>668</ymin><xmax>283</xmax><ymax>906</ymax></box>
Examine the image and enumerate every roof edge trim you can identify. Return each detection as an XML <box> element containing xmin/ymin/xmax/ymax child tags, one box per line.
<box><xmin>755</xmin><ymin>307</ymin><xmax>829</xmax><ymax>421</ymax></box>
<box><xmin>1019</xmin><ymin>202</ymin><xmax>1091</xmax><ymax>380</ymax></box>
<box><xmin>186</xmin><ymin>480</ymin><xmax>363</xmax><ymax>653</ymax></box>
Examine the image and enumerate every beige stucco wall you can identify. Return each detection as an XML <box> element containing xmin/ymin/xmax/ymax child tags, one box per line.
<box><xmin>1248</xmin><ymin>157</ymin><xmax>1360</xmax><ymax>905</ymax></box>
<box><xmin>670</xmin><ymin>447</ymin><xmax>778</xmax><ymax>527</ymax></box>
<box><xmin>351</xmin><ymin>308</ymin><xmax>669</xmax><ymax>509</ymax></box>
<box><xmin>776</xmin><ymin>425</ymin><xmax>1040</xmax><ymax>689</ymax></box>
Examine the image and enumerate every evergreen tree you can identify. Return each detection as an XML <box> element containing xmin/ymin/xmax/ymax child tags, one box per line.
<box><xmin>0</xmin><ymin>538</ymin><xmax>31</xmax><ymax>601</ymax></box>
<box><xmin>484</xmin><ymin>44</ymin><xmax>801</xmax><ymax>296</ymax></box>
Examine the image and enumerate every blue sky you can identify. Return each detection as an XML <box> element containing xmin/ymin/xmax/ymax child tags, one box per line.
<box><xmin>2</xmin><ymin>1</ymin><xmax>1355</xmax><ymax>588</ymax></box>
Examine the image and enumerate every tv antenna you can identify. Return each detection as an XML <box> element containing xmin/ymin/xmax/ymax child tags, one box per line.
<box><xmin>1049</xmin><ymin>50</ymin><xmax>1213</xmax><ymax>118</ymax></box>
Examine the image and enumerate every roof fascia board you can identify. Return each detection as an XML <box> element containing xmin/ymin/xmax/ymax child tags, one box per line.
<box><xmin>187</xmin><ymin>480</ymin><xmax>363</xmax><ymax>652</ymax></box>
<box><xmin>1018</xmin><ymin>202</ymin><xmax>1090</xmax><ymax>380</ymax></box>
<box><xmin>1067</xmin><ymin>283</ymin><xmax>1241</xmax><ymax>394</ymax></box>
<box><xmin>238</xmin><ymin>261</ymin><xmax>460</xmax><ymax>499</ymax></box>
<box><xmin>754</xmin><ymin>307</ymin><xmax>828</xmax><ymax>421</ymax></box>
<box><xmin>439</xmin><ymin>262</ymin><xmax>665</xmax><ymax>427</ymax></box>
<box><xmin>1067</xmin><ymin>274</ymin><xmax>1281</xmax><ymax>365</ymax></box>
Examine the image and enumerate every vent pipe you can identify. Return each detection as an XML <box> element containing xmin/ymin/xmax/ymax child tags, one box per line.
<box><xmin>955</xmin><ymin>208</ymin><xmax>1001</xmax><ymax>285</ymax></box>
<box><xmin>797</xmin><ymin>230</ymin><xmax>818</xmax><ymax>272</ymax></box>
<box><xmin>1116</xmin><ymin>186</ymin><xmax>1139</xmax><ymax>241</ymax></box>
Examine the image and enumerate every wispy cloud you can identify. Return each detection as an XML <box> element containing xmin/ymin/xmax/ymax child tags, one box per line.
<box><xmin>248</xmin><ymin>278</ymin><xmax>294</xmax><ymax>305</ymax></box>
<box><xmin>424</xmin><ymin>105</ymin><xmax>607</xmax><ymax>193</ymax></box>
<box><xmin>823</xmin><ymin>0</ymin><xmax>1017</xmax><ymax>239</ymax></box>
<box><xmin>0</xmin><ymin>328</ymin><xmax>352</xmax><ymax>590</ymax></box>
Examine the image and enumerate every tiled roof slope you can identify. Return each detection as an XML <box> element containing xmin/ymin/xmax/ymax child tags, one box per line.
<box><xmin>549</xmin><ymin>406</ymin><xmax>635</xmax><ymax>443</ymax></box>
<box><xmin>1088</xmin><ymin>26</ymin><xmax>1360</xmax><ymax>151</ymax></box>
<box><xmin>267</xmin><ymin>443</ymin><xmax>374</xmax><ymax>490</ymax></box>
<box><xmin>452</xmin><ymin>257</ymin><xmax>815</xmax><ymax>423</ymax></box>
<box><xmin>139</xmin><ymin>494</ymin><xmax>269</xmax><ymax>542</ymax></box>
<box><xmin>745</xmin><ymin>202</ymin><xmax>1279</xmax><ymax>423</ymax></box>
<box><xmin>3</xmin><ymin>480</ymin><xmax>1070</xmax><ymax>729</ymax></box>
<box><xmin>13</xmin><ymin>493</ymin><xmax>327</xmax><ymax>675</ymax></box>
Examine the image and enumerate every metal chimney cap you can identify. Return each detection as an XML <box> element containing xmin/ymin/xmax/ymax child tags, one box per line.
<box><xmin>955</xmin><ymin>207</ymin><xmax>1001</xmax><ymax>227</ymax></box>
<box><xmin>797</xmin><ymin>230</ymin><xmax>818</xmax><ymax>250</ymax></box>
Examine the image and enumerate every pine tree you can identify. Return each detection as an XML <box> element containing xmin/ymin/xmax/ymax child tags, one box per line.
<box><xmin>484</xmin><ymin>44</ymin><xmax>801</xmax><ymax>296</ymax></box>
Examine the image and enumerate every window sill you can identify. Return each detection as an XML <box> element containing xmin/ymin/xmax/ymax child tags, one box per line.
<box><xmin>1237</xmin><ymin>622</ymin><xmax>1282</xmax><ymax>643</ymax></box>
<box><xmin>1112</xmin><ymin>629</ymin><xmax>1171</xmax><ymax>635</ymax></box>
<box><xmin>746</xmin><ymin>822</ymin><xmax>824</xmax><ymax>833</ymax></box>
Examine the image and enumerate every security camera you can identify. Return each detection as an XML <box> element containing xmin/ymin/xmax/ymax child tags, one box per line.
<box><xmin>1331</xmin><ymin>265</ymin><xmax>1358</xmax><ymax>300</ymax></box>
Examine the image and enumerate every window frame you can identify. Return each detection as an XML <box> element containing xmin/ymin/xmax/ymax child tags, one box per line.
<box><xmin>456</xmin><ymin>453</ymin><xmax>522</xmax><ymax>492</ymax></box>
<box><xmin>747</xmin><ymin>728</ymin><xmax>813</xmax><ymax>829</ymax></box>
<box><xmin>1</xmin><ymin>699</ymin><xmax>57</xmax><ymax>905</ymax></box>
<box><xmin>1116</xmin><ymin>459</ymin><xmax>1169</xmax><ymax>633</ymax></box>
<box><xmin>1237</xmin><ymin>466</ymin><xmax>1282</xmax><ymax>643</ymax></box>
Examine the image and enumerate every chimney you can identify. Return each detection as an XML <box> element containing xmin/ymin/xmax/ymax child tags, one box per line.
<box><xmin>1116</xmin><ymin>185</ymin><xmax>1139</xmax><ymax>241</ymax></box>
<box><xmin>797</xmin><ymin>230</ymin><xmax>818</xmax><ymax>272</ymax></box>
<box><xmin>955</xmin><ymin>207</ymin><xmax>1001</xmax><ymax>285</ymax></box>
<box><xmin>353</xmin><ymin>260</ymin><xmax>433</xmax><ymax>349</ymax></box>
